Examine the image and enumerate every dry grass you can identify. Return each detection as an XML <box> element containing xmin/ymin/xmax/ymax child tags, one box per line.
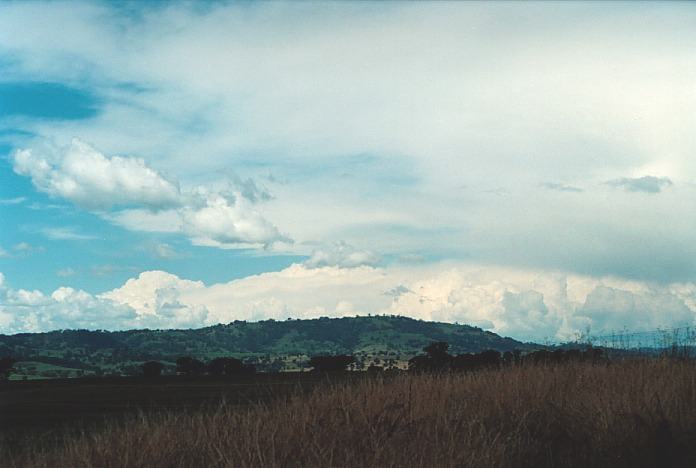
<box><xmin>6</xmin><ymin>359</ymin><xmax>696</xmax><ymax>468</ymax></box>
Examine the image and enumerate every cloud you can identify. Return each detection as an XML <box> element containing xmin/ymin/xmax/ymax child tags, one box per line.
<box><xmin>27</xmin><ymin>202</ymin><xmax>69</xmax><ymax>211</ymax></box>
<box><xmin>101</xmin><ymin>270</ymin><xmax>209</xmax><ymax>328</ymax></box>
<box><xmin>11</xmin><ymin>242</ymin><xmax>44</xmax><ymax>255</ymax></box>
<box><xmin>384</xmin><ymin>285</ymin><xmax>412</xmax><ymax>298</ymax></box>
<box><xmin>0</xmin><ymin>197</ymin><xmax>26</xmax><ymax>205</ymax></box>
<box><xmin>90</xmin><ymin>264</ymin><xmax>137</xmax><ymax>277</ymax></box>
<box><xmin>103</xmin><ymin>266</ymin><xmax>389</xmax><ymax>326</ymax></box>
<box><xmin>575</xmin><ymin>285</ymin><xmax>693</xmax><ymax>332</ymax></box>
<box><xmin>228</xmin><ymin>175</ymin><xmax>273</xmax><ymax>204</ymax></box>
<box><xmin>2</xmin><ymin>2</ymin><xmax>696</xmax><ymax>282</ymax></box>
<box><xmin>541</xmin><ymin>182</ymin><xmax>583</xmax><ymax>193</ymax></box>
<box><xmin>181</xmin><ymin>192</ymin><xmax>287</xmax><ymax>247</ymax></box>
<box><xmin>605</xmin><ymin>176</ymin><xmax>673</xmax><ymax>193</ymax></box>
<box><xmin>383</xmin><ymin>267</ymin><xmax>696</xmax><ymax>340</ymax></box>
<box><xmin>4</xmin><ymin>262</ymin><xmax>695</xmax><ymax>340</ymax></box>
<box><xmin>304</xmin><ymin>242</ymin><xmax>380</xmax><ymax>269</ymax></box>
<box><xmin>152</xmin><ymin>243</ymin><xmax>180</xmax><ymax>260</ymax></box>
<box><xmin>56</xmin><ymin>267</ymin><xmax>76</xmax><ymax>277</ymax></box>
<box><xmin>0</xmin><ymin>280</ymin><xmax>138</xmax><ymax>334</ymax></box>
<box><xmin>0</xmin><ymin>271</ymin><xmax>209</xmax><ymax>333</ymax></box>
<box><xmin>41</xmin><ymin>226</ymin><xmax>96</xmax><ymax>240</ymax></box>
<box><xmin>13</xmin><ymin>138</ymin><xmax>181</xmax><ymax>209</ymax></box>
<box><xmin>105</xmin><ymin>209</ymin><xmax>182</xmax><ymax>233</ymax></box>
<box><xmin>12</xmin><ymin>139</ymin><xmax>288</xmax><ymax>248</ymax></box>
<box><xmin>0</xmin><ymin>245</ymin><xmax>43</xmax><ymax>259</ymax></box>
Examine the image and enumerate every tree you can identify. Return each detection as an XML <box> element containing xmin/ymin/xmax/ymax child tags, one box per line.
<box><xmin>176</xmin><ymin>357</ymin><xmax>206</xmax><ymax>376</ymax></box>
<box><xmin>408</xmin><ymin>342</ymin><xmax>452</xmax><ymax>372</ymax></box>
<box><xmin>424</xmin><ymin>342</ymin><xmax>450</xmax><ymax>361</ymax></box>
<box><xmin>308</xmin><ymin>355</ymin><xmax>355</xmax><ymax>372</ymax></box>
<box><xmin>142</xmin><ymin>361</ymin><xmax>165</xmax><ymax>377</ymax></box>
<box><xmin>208</xmin><ymin>357</ymin><xmax>244</xmax><ymax>376</ymax></box>
<box><xmin>0</xmin><ymin>357</ymin><xmax>16</xmax><ymax>381</ymax></box>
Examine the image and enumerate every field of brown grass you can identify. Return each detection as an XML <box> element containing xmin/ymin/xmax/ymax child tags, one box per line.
<box><xmin>5</xmin><ymin>359</ymin><xmax>696</xmax><ymax>468</ymax></box>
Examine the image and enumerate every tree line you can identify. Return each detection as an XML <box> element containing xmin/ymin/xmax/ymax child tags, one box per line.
<box><xmin>0</xmin><ymin>343</ymin><xmax>607</xmax><ymax>381</ymax></box>
<box><xmin>142</xmin><ymin>357</ymin><xmax>257</xmax><ymax>377</ymax></box>
<box><xmin>407</xmin><ymin>342</ymin><xmax>605</xmax><ymax>373</ymax></box>
<box><xmin>143</xmin><ymin>355</ymin><xmax>358</xmax><ymax>377</ymax></box>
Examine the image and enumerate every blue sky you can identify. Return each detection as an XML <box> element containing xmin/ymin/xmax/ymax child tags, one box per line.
<box><xmin>1</xmin><ymin>1</ymin><xmax>696</xmax><ymax>340</ymax></box>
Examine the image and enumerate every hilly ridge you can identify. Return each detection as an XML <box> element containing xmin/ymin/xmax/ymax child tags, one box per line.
<box><xmin>0</xmin><ymin>316</ymin><xmax>539</xmax><ymax>379</ymax></box>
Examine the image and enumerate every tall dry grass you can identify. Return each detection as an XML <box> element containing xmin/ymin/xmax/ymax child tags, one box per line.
<box><xmin>7</xmin><ymin>359</ymin><xmax>696</xmax><ymax>468</ymax></box>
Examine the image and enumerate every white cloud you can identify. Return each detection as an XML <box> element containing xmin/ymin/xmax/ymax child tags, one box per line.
<box><xmin>12</xmin><ymin>139</ymin><xmax>288</xmax><ymax>248</ymax></box>
<box><xmin>4</xmin><ymin>262</ymin><xmax>694</xmax><ymax>340</ymax></box>
<box><xmin>181</xmin><ymin>192</ymin><xmax>286</xmax><ymax>247</ymax></box>
<box><xmin>0</xmin><ymin>197</ymin><xmax>26</xmax><ymax>205</ymax></box>
<box><xmin>605</xmin><ymin>176</ymin><xmax>674</xmax><ymax>193</ymax></box>
<box><xmin>152</xmin><ymin>243</ymin><xmax>179</xmax><ymax>260</ymax></box>
<box><xmin>5</xmin><ymin>288</ymin><xmax>47</xmax><ymax>306</ymax></box>
<box><xmin>575</xmin><ymin>285</ymin><xmax>693</xmax><ymax>332</ymax></box>
<box><xmin>41</xmin><ymin>226</ymin><xmax>96</xmax><ymax>241</ymax></box>
<box><xmin>10</xmin><ymin>242</ymin><xmax>44</xmax><ymax>255</ymax></box>
<box><xmin>304</xmin><ymin>241</ymin><xmax>380</xmax><ymax>269</ymax></box>
<box><xmin>1</xmin><ymin>286</ymin><xmax>137</xmax><ymax>333</ymax></box>
<box><xmin>101</xmin><ymin>270</ymin><xmax>208</xmax><ymax>328</ymax></box>
<box><xmin>56</xmin><ymin>267</ymin><xmax>76</xmax><ymax>278</ymax></box>
<box><xmin>105</xmin><ymin>209</ymin><xmax>183</xmax><ymax>233</ymax></box>
<box><xmin>0</xmin><ymin>270</ymin><xmax>209</xmax><ymax>333</ymax></box>
<box><xmin>541</xmin><ymin>182</ymin><xmax>583</xmax><ymax>193</ymax></box>
<box><xmin>13</xmin><ymin>138</ymin><xmax>181</xmax><ymax>210</ymax></box>
<box><xmin>2</xmin><ymin>2</ymin><xmax>696</xmax><ymax>283</ymax></box>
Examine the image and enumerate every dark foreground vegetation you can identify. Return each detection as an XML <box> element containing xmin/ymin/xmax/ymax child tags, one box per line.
<box><xmin>0</xmin><ymin>372</ymin><xmax>356</xmax><ymax>448</ymax></box>
<box><xmin>3</xmin><ymin>358</ymin><xmax>696</xmax><ymax>468</ymax></box>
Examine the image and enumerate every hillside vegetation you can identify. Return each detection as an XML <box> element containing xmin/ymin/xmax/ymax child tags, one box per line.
<box><xmin>6</xmin><ymin>359</ymin><xmax>696</xmax><ymax>468</ymax></box>
<box><xmin>0</xmin><ymin>316</ymin><xmax>534</xmax><ymax>378</ymax></box>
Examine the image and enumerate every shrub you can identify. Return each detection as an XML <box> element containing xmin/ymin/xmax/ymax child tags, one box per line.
<box><xmin>175</xmin><ymin>357</ymin><xmax>206</xmax><ymax>376</ymax></box>
<box><xmin>0</xmin><ymin>357</ymin><xmax>16</xmax><ymax>381</ymax></box>
<box><xmin>308</xmin><ymin>355</ymin><xmax>355</xmax><ymax>372</ymax></box>
<box><xmin>141</xmin><ymin>361</ymin><xmax>165</xmax><ymax>377</ymax></box>
<box><xmin>207</xmin><ymin>357</ymin><xmax>255</xmax><ymax>376</ymax></box>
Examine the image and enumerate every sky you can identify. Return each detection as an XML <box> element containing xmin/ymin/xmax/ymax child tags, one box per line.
<box><xmin>1</xmin><ymin>1</ymin><xmax>696</xmax><ymax>341</ymax></box>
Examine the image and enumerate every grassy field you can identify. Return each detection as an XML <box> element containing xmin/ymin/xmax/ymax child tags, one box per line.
<box><xmin>0</xmin><ymin>372</ymin><xmax>352</xmax><ymax>450</ymax></box>
<box><xmin>3</xmin><ymin>359</ymin><xmax>696</xmax><ymax>467</ymax></box>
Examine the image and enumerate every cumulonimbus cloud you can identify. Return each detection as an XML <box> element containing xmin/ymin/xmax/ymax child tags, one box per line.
<box><xmin>3</xmin><ymin>264</ymin><xmax>696</xmax><ymax>341</ymax></box>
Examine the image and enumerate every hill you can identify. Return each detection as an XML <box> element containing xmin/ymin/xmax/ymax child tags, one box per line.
<box><xmin>0</xmin><ymin>316</ymin><xmax>538</xmax><ymax>379</ymax></box>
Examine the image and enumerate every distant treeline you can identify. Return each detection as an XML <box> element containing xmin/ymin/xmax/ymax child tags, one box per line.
<box><xmin>141</xmin><ymin>356</ymin><xmax>257</xmax><ymax>377</ymax></box>
<box><xmin>407</xmin><ymin>342</ymin><xmax>605</xmax><ymax>373</ymax></box>
<box><xmin>0</xmin><ymin>341</ymin><xmax>610</xmax><ymax>381</ymax></box>
<box><xmin>140</xmin><ymin>355</ymin><xmax>358</xmax><ymax>377</ymax></box>
<box><xmin>125</xmin><ymin>343</ymin><xmax>606</xmax><ymax>380</ymax></box>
